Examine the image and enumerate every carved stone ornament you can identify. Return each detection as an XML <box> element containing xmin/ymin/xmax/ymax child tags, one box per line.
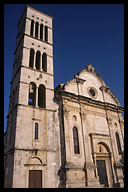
<box><xmin>63</xmin><ymin>107</ymin><xmax>70</xmax><ymax>120</ymax></box>
<box><xmin>86</xmin><ymin>64</ymin><xmax>95</xmax><ymax>72</ymax></box>
<box><xmin>108</xmin><ymin>117</ymin><xmax>113</xmax><ymax>126</ymax></box>
<box><xmin>81</xmin><ymin>112</ymin><xmax>87</xmax><ymax>120</ymax></box>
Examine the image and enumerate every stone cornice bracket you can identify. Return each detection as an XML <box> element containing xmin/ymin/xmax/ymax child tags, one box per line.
<box><xmin>74</xmin><ymin>75</ymin><xmax>86</xmax><ymax>84</ymax></box>
<box><xmin>99</xmin><ymin>85</ymin><xmax>109</xmax><ymax>92</ymax></box>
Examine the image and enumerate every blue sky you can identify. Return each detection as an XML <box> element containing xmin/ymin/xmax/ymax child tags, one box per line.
<box><xmin>4</xmin><ymin>4</ymin><xmax>124</xmax><ymax>132</ymax></box>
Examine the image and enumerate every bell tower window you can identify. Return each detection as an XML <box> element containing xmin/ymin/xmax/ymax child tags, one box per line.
<box><xmin>45</xmin><ymin>26</ymin><xmax>48</xmax><ymax>42</ymax></box>
<box><xmin>38</xmin><ymin>84</ymin><xmax>46</xmax><ymax>108</ymax></box>
<box><xmin>30</xmin><ymin>20</ymin><xmax>34</xmax><ymax>36</ymax></box>
<box><xmin>42</xmin><ymin>53</ymin><xmax>47</xmax><ymax>72</ymax></box>
<box><xmin>35</xmin><ymin>22</ymin><xmax>39</xmax><ymax>38</ymax></box>
<box><xmin>29</xmin><ymin>48</ymin><xmax>34</xmax><ymax>68</ymax></box>
<box><xmin>40</xmin><ymin>24</ymin><xmax>43</xmax><ymax>40</ymax></box>
<box><xmin>28</xmin><ymin>82</ymin><xmax>36</xmax><ymax>106</ymax></box>
<box><xmin>35</xmin><ymin>51</ymin><xmax>40</xmax><ymax>70</ymax></box>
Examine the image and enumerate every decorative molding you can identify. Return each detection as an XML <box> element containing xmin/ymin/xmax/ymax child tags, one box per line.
<box><xmin>24</xmin><ymin>163</ymin><xmax>46</xmax><ymax>166</ymax></box>
<box><xmin>21</xmin><ymin>65</ymin><xmax>54</xmax><ymax>77</ymax></box>
<box><xmin>89</xmin><ymin>133</ymin><xmax>110</xmax><ymax>137</ymax></box>
<box><xmin>58</xmin><ymin>90</ymin><xmax>124</xmax><ymax>113</ymax></box>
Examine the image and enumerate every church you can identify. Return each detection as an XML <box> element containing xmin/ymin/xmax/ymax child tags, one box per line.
<box><xmin>4</xmin><ymin>5</ymin><xmax>124</xmax><ymax>188</ymax></box>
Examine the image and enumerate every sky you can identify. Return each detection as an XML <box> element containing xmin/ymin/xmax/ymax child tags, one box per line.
<box><xmin>4</xmin><ymin>4</ymin><xmax>124</xmax><ymax>132</ymax></box>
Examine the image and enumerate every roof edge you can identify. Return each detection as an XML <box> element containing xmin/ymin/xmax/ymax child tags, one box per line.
<box><xmin>26</xmin><ymin>5</ymin><xmax>54</xmax><ymax>19</ymax></box>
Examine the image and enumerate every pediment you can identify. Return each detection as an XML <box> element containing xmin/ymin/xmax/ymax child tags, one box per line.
<box><xmin>56</xmin><ymin>64</ymin><xmax>121</xmax><ymax>106</ymax></box>
<box><xmin>26</xmin><ymin>156</ymin><xmax>43</xmax><ymax>165</ymax></box>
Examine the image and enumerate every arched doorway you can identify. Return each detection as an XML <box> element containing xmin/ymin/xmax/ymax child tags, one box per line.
<box><xmin>96</xmin><ymin>142</ymin><xmax>113</xmax><ymax>188</ymax></box>
<box><xmin>25</xmin><ymin>156</ymin><xmax>44</xmax><ymax>188</ymax></box>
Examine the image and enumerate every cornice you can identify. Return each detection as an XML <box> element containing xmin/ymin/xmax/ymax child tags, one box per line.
<box><xmin>57</xmin><ymin>90</ymin><xmax>124</xmax><ymax>113</ymax></box>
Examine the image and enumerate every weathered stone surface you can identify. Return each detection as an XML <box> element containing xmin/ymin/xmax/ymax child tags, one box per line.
<box><xmin>4</xmin><ymin>5</ymin><xmax>124</xmax><ymax>188</ymax></box>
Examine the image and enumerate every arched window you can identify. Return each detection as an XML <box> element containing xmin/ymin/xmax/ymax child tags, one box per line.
<box><xmin>115</xmin><ymin>132</ymin><xmax>122</xmax><ymax>155</ymax></box>
<box><xmin>73</xmin><ymin>127</ymin><xmax>80</xmax><ymax>154</ymax></box>
<box><xmin>30</xmin><ymin>20</ymin><xmax>34</xmax><ymax>36</ymax></box>
<box><xmin>40</xmin><ymin>24</ymin><xmax>43</xmax><ymax>40</ymax></box>
<box><xmin>35</xmin><ymin>51</ymin><xmax>40</xmax><ymax>70</ymax></box>
<box><xmin>35</xmin><ymin>123</ymin><xmax>38</xmax><ymax>140</ymax></box>
<box><xmin>38</xmin><ymin>84</ymin><xmax>46</xmax><ymax>108</ymax></box>
<box><xmin>28</xmin><ymin>82</ymin><xmax>36</xmax><ymax>106</ymax></box>
<box><xmin>45</xmin><ymin>26</ymin><xmax>48</xmax><ymax>42</ymax></box>
<box><xmin>29</xmin><ymin>48</ymin><xmax>34</xmax><ymax>68</ymax></box>
<box><xmin>42</xmin><ymin>53</ymin><xmax>47</xmax><ymax>72</ymax></box>
<box><xmin>35</xmin><ymin>22</ymin><xmax>39</xmax><ymax>38</ymax></box>
<box><xmin>73</xmin><ymin>115</ymin><xmax>77</xmax><ymax>122</ymax></box>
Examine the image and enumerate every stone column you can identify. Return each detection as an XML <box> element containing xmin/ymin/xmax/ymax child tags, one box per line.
<box><xmin>108</xmin><ymin>118</ymin><xmax>119</xmax><ymax>160</ymax></box>
<box><xmin>81</xmin><ymin>112</ymin><xmax>100</xmax><ymax>187</ymax></box>
<box><xmin>38</xmin><ymin>23</ymin><xmax>40</xmax><ymax>39</ymax></box>
<box><xmin>63</xmin><ymin>106</ymin><xmax>70</xmax><ymax>162</ymax></box>
<box><xmin>36</xmin><ymin>85</ymin><xmax>38</xmax><ymax>107</ymax></box>
<box><xmin>33</xmin><ymin>50</ymin><xmax>36</xmax><ymax>70</ymax></box>
<box><xmin>43</xmin><ymin>25</ymin><xmax>45</xmax><ymax>41</ymax></box>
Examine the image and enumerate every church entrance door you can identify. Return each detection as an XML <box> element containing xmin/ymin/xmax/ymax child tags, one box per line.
<box><xmin>29</xmin><ymin>170</ymin><xmax>42</xmax><ymax>188</ymax></box>
<box><xmin>96</xmin><ymin>160</ymin><xmax>109</xmax><ymax>187</ymax></box>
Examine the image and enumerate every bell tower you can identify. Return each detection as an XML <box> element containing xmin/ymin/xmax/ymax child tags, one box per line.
<box><xmin>4</xmin><ymin>5</ymin><xmax>59</xmax><ymax>188</ymax></box>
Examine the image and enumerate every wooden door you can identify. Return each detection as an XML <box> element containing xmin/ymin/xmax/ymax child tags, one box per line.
<box><xmin>29</xmin><ymin>170</ymin><xmax>42</xmax><ymax>188</ymax></box>
<box><xmin>96</xmin><ymin>160</ymin><xmax>109</xmax><ymax>187</ymax></box>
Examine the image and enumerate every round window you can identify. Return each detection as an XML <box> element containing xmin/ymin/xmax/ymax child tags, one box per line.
<box><xmin>88</xmin><ymin>87</ymin><xmax>97</xmax><ymax>98</ymax></box>
<box><xmin>89</xmin><ymin>89</ymin><xmax>95</xmax><ymax>97</ymax></box>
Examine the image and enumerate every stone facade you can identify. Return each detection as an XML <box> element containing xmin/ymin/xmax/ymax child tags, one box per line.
<box><xmin>4</xmin><ymin>6</ymin><xmax>124</xmax><ymax>188</ymax></box>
